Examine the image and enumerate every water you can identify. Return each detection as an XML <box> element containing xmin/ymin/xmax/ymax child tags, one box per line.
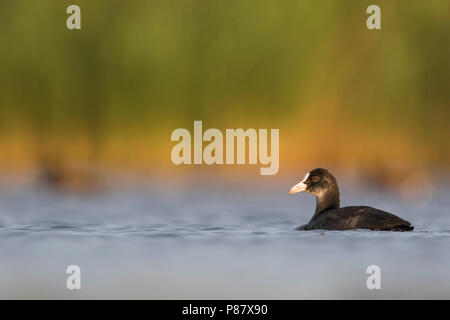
<box><xmin>0</xmin><ymin>179</ymin><xmax>450</xmax><ymax>299</ymax></box>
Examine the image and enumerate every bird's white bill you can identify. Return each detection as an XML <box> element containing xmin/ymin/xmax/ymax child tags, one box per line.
<box><xmin>288</xmin><ymin>172</ymin><xmax>309</xmax><ymax>194</ymax></box>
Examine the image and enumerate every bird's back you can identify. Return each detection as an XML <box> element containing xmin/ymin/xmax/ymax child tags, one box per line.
<box><xmin>306</xmin><ymin>206</ymin><xmax>413</xmax><ymax>231</ymax></box>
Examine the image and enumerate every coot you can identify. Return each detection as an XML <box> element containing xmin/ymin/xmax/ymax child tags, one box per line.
<box><xmin>289</xmin><ymin>168</ymin><xmax>414</xmax><ymax>231</ymax></box>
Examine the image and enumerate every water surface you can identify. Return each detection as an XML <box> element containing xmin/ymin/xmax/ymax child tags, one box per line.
<box><xmin>0</xmin><ymin>181</ymin><xmax>449</xmax><ymax>299</ymax></box>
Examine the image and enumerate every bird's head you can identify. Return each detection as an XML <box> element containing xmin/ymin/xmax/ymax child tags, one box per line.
<box><xmin>288</xmin><ymin>168</ymin><xmax>338</xmax><ymax>198</ymax></box>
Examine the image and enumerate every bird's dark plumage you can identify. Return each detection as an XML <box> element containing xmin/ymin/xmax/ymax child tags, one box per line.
<box><xmin>289</xmin><ymin>168</ymin><xmax>414</xmax><ymax>231</ymax></box>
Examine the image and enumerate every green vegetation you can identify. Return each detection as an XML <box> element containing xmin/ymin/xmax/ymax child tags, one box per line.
<box><xmin>0</xmin><ymin>1</ymin><xmax>449</xmax><ymax>173</ymax></box>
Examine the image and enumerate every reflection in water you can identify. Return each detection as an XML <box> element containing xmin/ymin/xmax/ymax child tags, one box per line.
<box><xmin>0</xmin><ymin>181</ymin><xmax>450</xmax><ymax>299</ymax></box>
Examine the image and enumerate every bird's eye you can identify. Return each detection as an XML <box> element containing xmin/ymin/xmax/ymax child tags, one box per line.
<box><xmin>312</xmin><ymin>176</ymin><xmax>320</xmax><ymax>183</ymax></box>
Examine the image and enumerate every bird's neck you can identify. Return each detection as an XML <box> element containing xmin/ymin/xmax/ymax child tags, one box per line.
<box><xmin>313</xmin><ymin>188</ymin><xmax>340</xmax><ymax>217</ymax></box>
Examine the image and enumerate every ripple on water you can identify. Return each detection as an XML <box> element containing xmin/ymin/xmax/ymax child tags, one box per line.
<box><xmin>2</xmin><ymin>223</ymin><xmax>450</xmax><ymax>241</ymax></box>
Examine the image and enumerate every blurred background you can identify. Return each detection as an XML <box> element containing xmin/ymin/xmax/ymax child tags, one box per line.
<box><xmin>0</xmin><ymin>0</ymin><xmax>449</xmax><ymax>190</ymax></box>
<box><xmin>0</xmin><ymin>1</ymin><xmax>449</xmax><ymax>299</ymax></box>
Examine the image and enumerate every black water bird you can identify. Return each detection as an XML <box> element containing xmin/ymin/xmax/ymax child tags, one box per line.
<box><xmin>289</xmin><ymin>168</ymin><xmax>414</xmax><ymax>231</ymax></box>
